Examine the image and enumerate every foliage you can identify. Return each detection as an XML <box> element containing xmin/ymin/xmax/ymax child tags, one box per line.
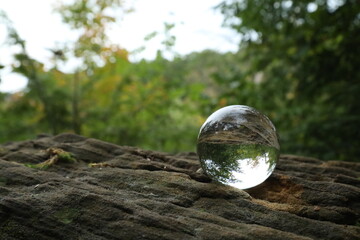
<box><xmin>198</xmin><ymin>142</ymin><xmax>278</xmax><ymax>183</ymax></box>
<box><xmin>1</xmin><ymin>0</ymin><xmax>359</xmax><ymax>161</ymax></box>
<box><xmin>0</xmin><ymin>3</ymin><xmax>219</xmax><ymax>153</ymax></box>
<box><xmin>217</xmin><ymin>0</ymin><xmax>360</xmax><ymax>161</ymax></box>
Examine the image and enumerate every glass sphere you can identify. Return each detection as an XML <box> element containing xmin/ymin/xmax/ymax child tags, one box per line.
<box><xmin>197</xmin><ymin>105</ymin><xmax>280</xmax><ymax>190</ymax></box>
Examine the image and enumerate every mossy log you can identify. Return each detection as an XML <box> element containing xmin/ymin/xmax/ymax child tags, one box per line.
<box><xmin>0</xmin><ymin>133</ymin><xmax>359</xmax><ymax>240</ymax></box>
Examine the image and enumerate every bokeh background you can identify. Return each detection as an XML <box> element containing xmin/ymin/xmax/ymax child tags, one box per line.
<box><xmin>0</xmin><ymin>0</ymin><xmax>359</xmax><ymax>162</ymax></box>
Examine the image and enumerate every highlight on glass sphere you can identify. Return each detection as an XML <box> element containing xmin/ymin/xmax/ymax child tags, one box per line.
<box><xmin>197</xmin><ymin>105</ymin><xmax>280</xmax><ymax>190</ymax></box>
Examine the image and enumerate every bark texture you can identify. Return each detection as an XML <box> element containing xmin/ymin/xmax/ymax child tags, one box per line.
<box><xmin>0</xmin><ymin>133</ymin><xmax>359</xmax><ymax>240</ymax></box>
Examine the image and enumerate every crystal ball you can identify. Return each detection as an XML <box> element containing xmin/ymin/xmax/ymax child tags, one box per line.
<box><xmin>197</xmin><ymin>105</ymin><xmax>280</xmax><ymax>189</ymax></box>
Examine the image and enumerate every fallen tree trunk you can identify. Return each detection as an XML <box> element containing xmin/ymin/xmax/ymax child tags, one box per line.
<box><xmin>0</xmin><ymin>133</ymin><xmax>359</xmax><ymax>240</ymax></box>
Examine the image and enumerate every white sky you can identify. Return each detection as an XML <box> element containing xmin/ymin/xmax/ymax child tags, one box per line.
<box><xmin>0</xmin><ymin>0</ymin><xmax>239</xmax><ymax>92</ymax></box>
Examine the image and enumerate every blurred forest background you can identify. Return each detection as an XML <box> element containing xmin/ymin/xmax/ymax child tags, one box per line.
<box><xmin>0</xmin><ymin>0</ymin><xmax>359</xmax><ymax>162</ymax></box>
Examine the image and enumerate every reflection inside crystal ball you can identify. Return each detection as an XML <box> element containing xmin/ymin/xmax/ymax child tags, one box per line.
<box><xmin>197</xmin><ymin>105</ymin><xmax>280</xmax><ymax>190</ymax></box>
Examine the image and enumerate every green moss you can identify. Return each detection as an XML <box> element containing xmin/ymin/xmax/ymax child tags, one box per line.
<box><xmin>58</xmin><ymin>152</ymin><xmax>77</xmax><ymax>163</ymax></box>
<box><xmin>54</xmin><ymin>208</ymin><xmax>80</xmax><ymax>224</ymax></box>
<box><xmin>24</xmin><ymin>163</ymin><xmax>49</xmax><ymax>170</ymax></box>
<box><xmin>23</xmin><ymin>148</ymin><xmax>77</xmax><ymax>170</ymax></box>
